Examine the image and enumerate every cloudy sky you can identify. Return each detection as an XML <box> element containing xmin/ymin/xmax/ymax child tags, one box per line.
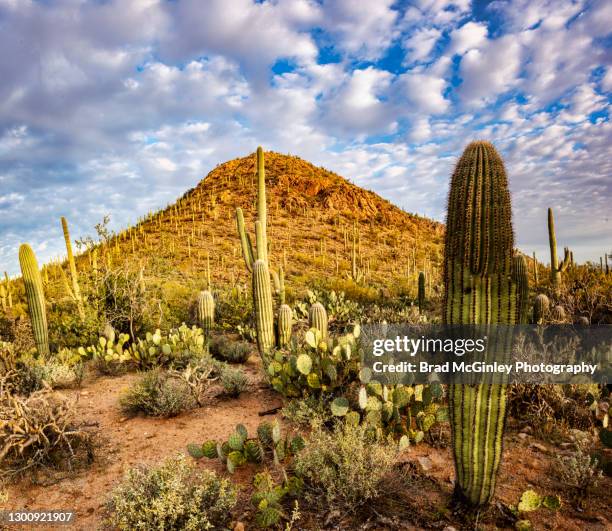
<box><xmin>0</xmin><ymin>0</ymin><xmax>610</xmax><ymax>275</ymax></box>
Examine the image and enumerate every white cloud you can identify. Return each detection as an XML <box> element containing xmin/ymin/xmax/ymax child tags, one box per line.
<box><xmin>403</xmin><ymin>27</ymin><xmax>442</xmax><ymax>63</ymax></box>
<box><xmin>401</xmin><ymin>72</ymin><xmax>450</xmax><ymax>114</ymax></box>
<box><xmin>458</xmin><ymin>35</ymin><xmax>522</xmax><ymax>103</ymax></box>
<box><xmin>449</xmin><ymin>21</ymin><xmax>488</xmax><ymax>54</ymax></box>
<box><xmin>320</xmin><ymin>0</ymin><xmax>399</xmax><ymax>59</ymax></box>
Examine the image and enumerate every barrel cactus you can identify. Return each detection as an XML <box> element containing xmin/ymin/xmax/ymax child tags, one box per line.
<box><xmin>308</xmin><ymin>302</ymin><xmax>328</xmax><ymax>340</ymax></box>
<box><xmin>444</xmin><ymin>141</ymin><xmax>518</xmax><ymax>506</ymax></box>
<box><xmin>18</xmin><ymin>244</ymin><xmax>50</xmax><ymax>357</ymax></box>
<box><xmin>550</xmin><ymin>305</ymin><xmax>566</xmax><ymax>323</ymax></box>
<box><xmin>533</xmin><ymin>294</ymin><xmax>550</xmax><ymax>324</ymax></box>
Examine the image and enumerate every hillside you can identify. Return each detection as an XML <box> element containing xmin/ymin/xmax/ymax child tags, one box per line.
<box><xmin>75</xmin><ymin>151</ymin><xmax>445</xmax><ymax>299</ymax></box>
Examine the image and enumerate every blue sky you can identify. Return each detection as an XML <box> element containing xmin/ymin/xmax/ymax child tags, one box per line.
<box><xmin>0</xmin><ymin>0</ymin><xmax>610</xmax><ymax>275</ymax></box>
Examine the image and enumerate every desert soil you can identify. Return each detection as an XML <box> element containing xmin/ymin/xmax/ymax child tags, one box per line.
<box><xmin>4</xmin><ymin>358</ymin><xmax>611</xmax><ymax>530</ymax></box>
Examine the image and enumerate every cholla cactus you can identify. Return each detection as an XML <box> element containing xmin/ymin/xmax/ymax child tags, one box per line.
<box><xmin>19</xmin><ymin>244</ymin><xmax>50</xmax><ymax>356</ymax></box>
<box><xmin>444</xmin><ymin>141</ymin><xmax>518</xmax><ymax>506</ymax></box>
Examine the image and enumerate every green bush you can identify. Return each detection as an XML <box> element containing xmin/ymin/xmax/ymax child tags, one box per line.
<box><xmin>293</xmin><ymin>422</ymin><xmax>396</xmax><ymax>509</ymax></box>
<box><xmin>209</xmin><ymin>335</ymin><xmax>251</xmax><ymax>363</ymax></box>
<box><xmin>219</xmin><ymin>365</ymin><xmax>249</xmax><ymax>398</ymax></box>
<box><xmin>119</xmin><ymin>369</ymin><xmax>197</xmax><ymax>417</ymax></box>
<box><xmin>106</xmin><ymin>454</ymin><xmax>237</xmax><ymax>530</ymax></box>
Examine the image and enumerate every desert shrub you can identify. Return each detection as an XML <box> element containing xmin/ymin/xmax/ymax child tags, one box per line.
<box><xmin>95</xmin><ymin>266</ymin><xmax>152</xmax><ymax>339</ymax></box>
<box><xmin>106</xmin><ymin>454</ymin><xmax>237</xmax><ymax>530</ymax></box>
<box><xmin>293</xmin><ymin>422</ymin><xmax>397</xmax><ymax>509</ymax></box>
<box><xmin>0</xmin><ymin>376</ymin><xmax>94</xmax><ymax>479</ymax></box>
<box><xmin>215</xmin><ymin>287</ymin><xmax>253</xmax><ymax>331</ymax></box>
<box><xmin>209</xmin><ymin>335</ymin><xmax>251</xmax><ymax>363</ymax></box>
<box><xmin>119</xmin><ymin>369</ymin><xmax>198</xmax><ymax>417</ymax></box>
<box><xmin>281</xmin><ymin>396</ymin><xmax>333</xmax><ymax>427</ymax></box>
<box><xmin>47</xmin><ymin>303</ymin><xmax>102</xmax><ymax>350</ymax></box>
<box><xmin>555</xmin><ymin>445</ymin><xmax>603</xmax><ymax>500</ymax></box>
<box><xmin>0</xmin><ymin>342</ymin><xmax>45</xmax><ymax>395</ymax></box>
<box><xmin>219</xmin><ymin>365</ymin><xmax>249</xmax><ymax>398</ymax></box>
<box><xmin>508</xmin><ymin>384</ymin><xmax>595</xmax><ymax>435</ymax></box>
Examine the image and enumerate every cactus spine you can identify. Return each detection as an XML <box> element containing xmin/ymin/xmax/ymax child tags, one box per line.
<box><xmin>547</xmin><ymin>208</ymin><xmax>570</xmax><ymax>288</ymax></box>
<box><xmin>236</xmin><ymin>148</ymin><xmax>275</xmax><ymax>359</ymax></box>
<box><xmin>19</xmin><ymin>244</ymin><xmax>50</xmax><ymax>357</ymax></box>
<box><xmin>308</xmin><ymin>302</ymin><xmax>328</xmax><ymax>340</ymax></box>
<box><xmin>61</xmin><ymin>216</ymin><xmax>85</xmax><ymax>320</ymax></box>
<box><xmin>417</xmin><ymin>271</ymin><xmax>425</xmax><ymax>312</ymax></box>
<box><xmin>444</xmin><ymin>141</ymin><xmax>517</xmax><ymax>506</ymax></box>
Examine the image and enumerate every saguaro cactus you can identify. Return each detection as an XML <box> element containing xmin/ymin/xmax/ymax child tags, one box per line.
<box><xmin>308</xmin><ymin>302</ymin><xmax>328</xmax><ymax>340</ymax></box>
<box><xmin>418</xmin><ymin>271</ymin><xmax>426</xmax><ymax>312</ymax></box>
<box><xmin>236</xmin><ymin>148</ymin><xmax>278</xmax><ymax>359</ymax></box>
<box><xmin>19</xmin><ymin>244</ymin><xmax>50</xmax><ymax>357</ymax></box>
<box><xmin>548</xmin><ymin>208</ymin><xmax>570</xmax><ymax>288</ymax></box>
<box><xmin>276</xmin><ymin>267</ymin><xmax>292</xmax><ymax>348</ymax></box>
<box><xmin>196</xmin><ymin>291</ymin><xmax>215</xmax><ymax>337</ymax></box>
<box><xmin>533</xmin><ymin>293</ymin><xmax>550</xmax><ymax>324</ymax></box>
<box><xmin>444</xmin><ymin>141</ymin><xmax>518</xmax><ymax>506</ymax></box>
<box><xmin>61</xmin><ymin>216</ymin><xmax>85</xmax><ymax>319</ymax></box>
<box><xmin>513</xmin><ymin>255</ymin><xmax>529</xmax><ymax>324</ymax></box>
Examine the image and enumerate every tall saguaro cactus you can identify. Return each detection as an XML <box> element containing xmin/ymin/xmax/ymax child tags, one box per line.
<box><xmin>418</xmin><ymin>271</ymin><xmax>426</xmax><ymax>312</ymax></box>
<box><xmin>60</xmin><ymin>216</ymin><xmax>85</xmax><ymax>319</ymax></box>
<box><xmin>19</xmin><ymin>244</ymin><xmax>50</xmax><ymax>357</ymax></box>
<box><xmin>444</xmin><ymin>141</ymin><xmax>518</xmax><ymax>506</ymax></box>
<box><xmin>236</xmin><ymin>148</ymin><xmax>275</xmax><ymax>358</ymax></box>
<box><xmin>547</xmin><ymin>208</ymin><xmax>570</xmax><ymax>289</ymax></box>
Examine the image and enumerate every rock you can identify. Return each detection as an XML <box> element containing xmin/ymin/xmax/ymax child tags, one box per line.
<box><xmin>443</xmin><ymin>527</ymin><xmax>457</xmax><ymax>531</ymax></box>
<box><xmin>520</xmin><ymin>426</ymin><xmax>533</xmax><ymax>434</ymax></box>
<box><xmin>530</xmin><ymin>442</ymin><xmax>547</xmax><ymax>453</ymax></box>
<box><xmin>559</xmin><ymin>442</ymin><xmax>572</xmax><ymax>449</ymax></box>
<box><xmin>233</xmin><ymin>523</ymin><xmax>245</xmax><ymax>531</ymax></box>
<box><xmin>417</xmin><ymin>456</ymin><xmax>432</xmax><ymax>473</ymax></box>
<box><xmin>119</xmin><ymin>417</ymin><xmax>129</xmax><ymax>423</ymax></box>
<box><xmin>518</xmin><ymin>432</ymin><xmax>529</xmax><ymax>440</ymax></box>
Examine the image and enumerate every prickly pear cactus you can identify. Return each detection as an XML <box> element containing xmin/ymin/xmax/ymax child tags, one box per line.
<box><xmin>444</xmin><ymin>141</ymin><xmax>518</xmax><ymax>506</ymax></box>
<box><xmin>18</xmin><ymin>244</ymin><xmax>50</xmax><ymax>357</ymax></box>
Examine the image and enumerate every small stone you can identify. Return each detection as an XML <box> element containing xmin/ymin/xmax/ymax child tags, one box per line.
<box><xmin>417</xmin><ymin>456</ymin><xmax>432</xmax><ymax>472</ymax></box>
<box><xmin>518</xmin><ymin>433</ymin><xmax>529</xmax><ymax>440</ymax></box>
<box><xmin>520</xmin><ymin>426</ymin><xmax>533</xmax><ymax>434</ymax></box>
<box><xmin>233</xmin><ymin>523</ymin><xmax>245</xmax><ymax>531</ymax></box>
<box><xmin>530</xmin><ymin>442</ymin><xmax>547</xmax><ymax>453</ymax></box>
<box><xmin>443</xmin><ymin>527</ymin><xmax>458</xmax><ymax>531</ymax></box>
<box><xmin>119</xmin><ymin>417</ymin><xmax>129</xmax><ymax>423</ymax></box>
<box><xmin>145</xmin><ymin>433</ymin><xmax>155</xmax><ymax>439</ymax></box>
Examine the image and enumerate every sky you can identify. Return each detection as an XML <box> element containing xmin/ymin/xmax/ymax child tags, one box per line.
<box><xmin>0</xmin><ymin>0</ymin><xmax>610</xmax><ymax>276</ymax></box>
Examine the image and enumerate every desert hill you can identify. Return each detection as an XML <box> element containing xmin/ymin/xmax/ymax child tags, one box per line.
<box><xmin>76</xmin><ymin>151</ymin><xmax>444</xmax><ymax>300</ymax></box>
